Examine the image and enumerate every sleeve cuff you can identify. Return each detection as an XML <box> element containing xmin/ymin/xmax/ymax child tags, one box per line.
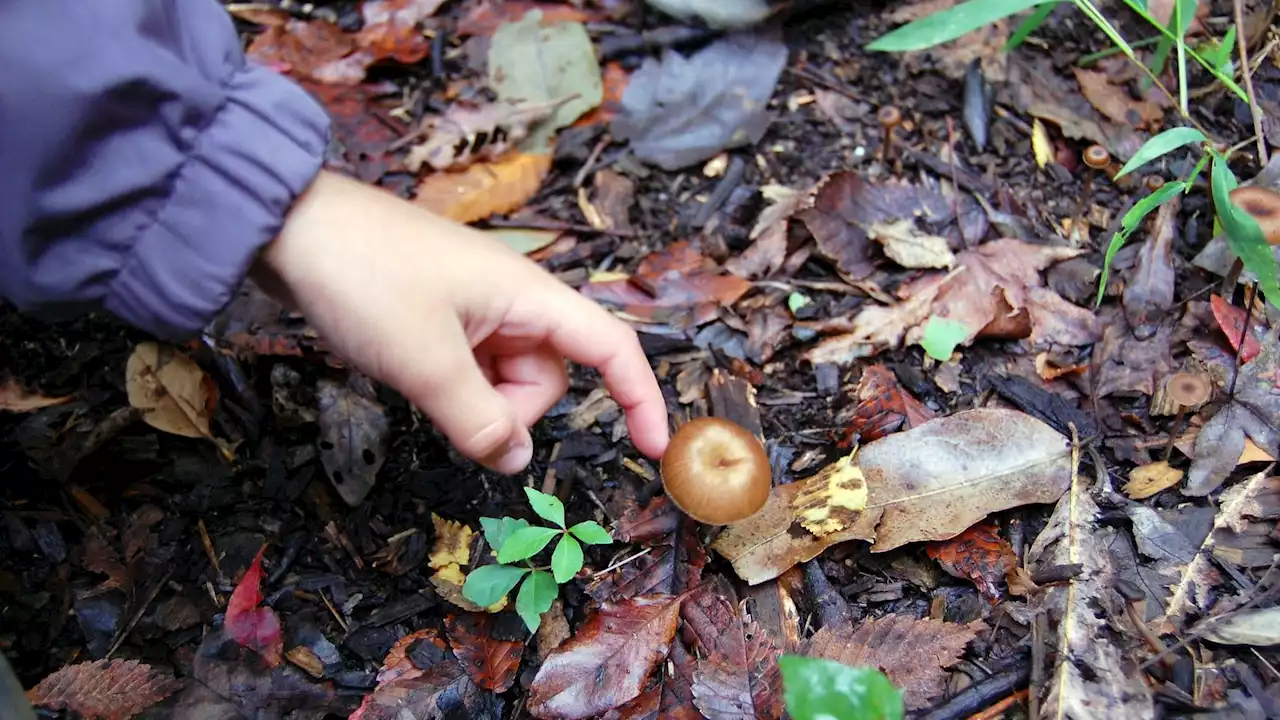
<box><xmin>103</xmin><ymin>62</ymin><xmax>331</xmax><ymax>340</ymax></box>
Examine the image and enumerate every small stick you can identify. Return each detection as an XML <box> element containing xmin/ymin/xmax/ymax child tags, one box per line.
<box><xmin>198</xmin><ymin>519</ymin><xmax>223</xmax><ymax>580</ymax></box>
<box><xmin>574</xmin><ymin>133</ymin><xmax>612</xmax><ymax>189</ymax></box>
<box><xmin>1233</xmin><ymin>0</ymin><xmax>1270</xmax><ymax>166</ymax></box>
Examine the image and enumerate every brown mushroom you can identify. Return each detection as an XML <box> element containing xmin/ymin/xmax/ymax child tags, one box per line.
<box><xmin>878</xmin><ymin>105</ymin><xmax>903</xmax><ymax>162</ymax></box>
<box><xmin>661</xmin><ymin>417</ymin><xmax>772</xmax><ymax>525</ymax></box>
<box><xmin>1228</xmin><ymin>186</ymin><xmax>1280</xmax><ymax>245</ymax></box>
<box><xmin>1155</xmin><ymin>371</ymin><xmax>1212</xmax><ymax>462</ymax></box>
<box><xmin>1144</xmin><ymin>175</ymin><xmax>1166</xmax><ymax>193</ymax></box>
<box><xmin>1082</xmin><ymin>144</ymin><xmax>1111</xmax><ymax>172</ymax></box>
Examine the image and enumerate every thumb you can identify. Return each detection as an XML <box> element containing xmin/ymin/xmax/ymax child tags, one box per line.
<box><xmin>395</xmin><ymin>323</ymin><xmax>532</xmax><ymax>475</ymax></box>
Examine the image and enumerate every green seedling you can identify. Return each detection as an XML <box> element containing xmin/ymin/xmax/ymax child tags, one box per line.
<box><xmin>462</xmin><ymin>486</ymin><xmax>613</xmax><ymax>632</ymax></box>
<box><xmin>780</xmin><ymin>655</ymin><xmax>905</xmax><ymax>720</ymax></box>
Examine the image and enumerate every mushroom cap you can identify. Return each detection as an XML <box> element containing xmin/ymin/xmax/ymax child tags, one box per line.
<box><xmin>661</xmin><ymin>417</ymin><xmax>772</xmax><ymax>525</ymax></box>
<box><xmin>1228</xmin><ymin>186</ymin><xmax>1280</xmax><ymax>245</ymax></box>
<box><xmin>1166</xmin><ymin>371</ymin><xmax>1211</xmax><ymax>408</ymax></box>
<box><xmin>877</xmin><ymin>105</ymin><xmax>902</xmax><ymax>128</ymax></box>
<box><xmin>1083</xmin><ymin>145</ymin><xmax>1111</xmax><ymax>169</ymax></box>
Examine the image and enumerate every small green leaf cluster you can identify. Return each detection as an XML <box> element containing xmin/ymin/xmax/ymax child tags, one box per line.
<box><xmin>461</xmin><ymin>487</ymin><xmax>613</xmax><ymax>632</ymax></box>
<box><xmin>779</xmin><ymin>655</ymin><xmax>905</xmax><ymax>720</ymax></box>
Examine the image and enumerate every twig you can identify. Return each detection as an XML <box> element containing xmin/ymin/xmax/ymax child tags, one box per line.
<box><xmin>105</xmin><ymin>569</ymin><xmax>173</xmax><ymax>659</ymax></box>
<box><xmin>198</xmin><ymin>519</ymin><xmax>223</xmax><ymax>580</ymax></box>
<box><xmin>484</xmin><ymin>217</ymin><xmax>637</xmax><ymax>238</ymax></box>
<box><xmin>591</xmin><ymin>547</ymin><xmax>652</xmax><ymax>578</ymax></box>
<box><xmin>320</xmin><ymin>588</ymin><xmax>349</xmax><ymax>633</ymax></box>
<box><xmin>1233</xmin><ymin>0</ymin><xmax>1271</xmax><ymax>166</ymax></box>
<box><xmin>784</xmin><ymin>66</ymin><xmax>861</xmax><ymax>102</ymax></box>
<box><xmin>917</xmin><ymin>665</ymin><xmax>1031</xmax><ymax>720</ymax></box>
<box><xmin>965</xmin><ymin>689</ymin><xmax>1029</xmax><ymax>720</ymax></box>
<box><xmin>574</xmin><ymin>133</ymin><xmax>612</xmax><ymax>189</ymax></box>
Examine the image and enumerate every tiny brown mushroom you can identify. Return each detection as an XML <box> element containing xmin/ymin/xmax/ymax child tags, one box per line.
<box><xmin>1155</xmin><ymin>371</ymin><xmax>1212</xmax><ymax>462</ymax></box>
<box><xmin>661</xmin><ymin>417</ymin><xmax>772</xmax><ymax>525</ymax></box>
<box><xmin>878</xmin><ymin>105</ymin><xmax>903</xmax><ymax>162</ymax></box>
<box><xmin>1228</xmin><ymin>186</ymin><xmax>1280</xmax><ymax>244</ymax></box>
<box><xmin>1144</xmin><ymin>175</ymin><xmax>1166</xmax><ymax>193</ymax></box>
<box><xmin>1082</xmin><ymin>144</ymin><xmax>1112</xmax><ymax>171</ymax></box>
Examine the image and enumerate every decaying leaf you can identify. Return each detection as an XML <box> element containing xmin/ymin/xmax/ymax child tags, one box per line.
<box><xmin>926</xmin><ymin>522</ymin><xmax>1018</xmax><ymax>603</ymax></box>
<box><xmin>681</xmin><ymin>583</ymin><xmax>784</xmax><ymax>720</ymax></box>
<box><xmin>1007</xmin><ymin>54</ymin><xmax>1143</xmax><ymax>161</ymax></box>
<box><xmin>1092</xmin><ymin>307</ymin><xmax>1175</xmax><ymax>398</ymax></box>
<box><xmin>611</xmin><ymin>31</ymin><xmax>787</xmax><ymax>171</ymax></box>
<box><xmin>225</xmin><ymin>547</ymin><xmax>284</xmax><ymax>668</ymax></box>
<box><xmin>414</xmin><ymin>151</ymin><xmax>553</xmax><ymax>223</ymax></box>
<box><xmin>1027</xmin><ymin>468</ymin><xmax>1155</xmax><ymax>719</ymax></box>
<box><xmin>28</xmin><ymin>659</ymin><xmax>182</xmax><ymax>720</ymax></box>
<box><xmin>429</xmin><ymin>514</ymin><xmax>505</xmax><ymax>613</ymax></box>
<box><xmin>805</xmin><ymin>615</ymin><xmax>984</xmax><ymax>710</ymax></box>
<box><xmin>715</xmin><ymin>408</ymin><xmax>1072</xmax><ymax>584</ymax></box>
<box><xmin>882</xmin><ymin>0</ymin><xmax>1010</xmax><ymax>81</ymax></box>
<box><xmin>790</xmin><ymin>451</ymin><xmax>868</xmax><ymax>536</ymax></box>
<box><xmin>1198</xmin><ymin>607</ymin><xmax>1280</xmax><ymax>646</ymax></box>
<box><xmin>529</xmin><ymin>594</ymin><xmax>688</xmax><ymax>719</ymax></box>
<box><xmin>838</xmin><ymin>364</ymin><xmax>936</xmax><ymax>445</ymax></box>
<box><xmin>0</xmin><ymin>378</ymin><xmax>73</xmax><ymax>413</ymax></box>
<box><xmin>406</xmin><ymin>95</ymin><xmax>581</xmax><ymax>172</ymax></box>
<box><xmin>603</xmin><ymin>638</ymin><xmax>701</xmax><ymax>720</ymax></box>
<box><xmin>488</xmin><ymin>11</ymin><xmax>603</xmax><ymax>152</ymax></box>
<box><xmin>376</xmin><ymin>628</ymin><xmax>449</xmax><ymax>687</ymax></box>
<box><xmin>1186</xmin><ymin>329</ymin><xmax>1280</xmax><ymax>496</ymax></box>
<box><xmin>868</xmin><ymin>219</ymin><xmax>956</xmax><ymax>269</ymax></box>
<box><xmin>1074</xmin><ymin>64</ymin><xmax>1166</xmax><ymax>132</ymax></box>
<box><xmin>580</xmin><ymin>241</ymin><xmax>751</xmax><ymax>327</ymax></box>
<box><xmin>1121</xmin><ymin>192</ymin><xmax>1179</xmax><ymax>338</ymax></box>
<box><xmin>351</xmin><ymin>635</ymin><xmax>503</xmax><ymax>720</ymax></box>
<box><xmin>1124</xmin><ymin>460</ymin><xmax>1184</xmax><ymax>499</ymax></box>
<box><xmin>316</xmin><ymin>375</ymin><xmax>389</xmax><ymax>507</ymax></box>
<box><xmin>445</xmin><ymin>613</ymin><xmax>524</xmax><ymax>693</ymax></box>
<box><xmin>125</xmin><ymin>342</ymin><xmax>216</xmax><ymax>439</ymax></box>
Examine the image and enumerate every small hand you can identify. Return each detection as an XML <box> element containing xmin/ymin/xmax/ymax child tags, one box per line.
<box><xmin>253</xmin><ymin>170</ymin><xmax>670</xmax><ymax>474</ymax></box>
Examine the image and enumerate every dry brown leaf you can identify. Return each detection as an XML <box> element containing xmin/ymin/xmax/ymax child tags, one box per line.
<box><xmin>805</xmin><ymin>615</ymin><xmax>984</xmax><ymax>710</ymax></box>
<box><xmin>681</xmin><ymin>583</ymin><xmax>784</xmax><ymax>720</ymax></box>
<box><xmin>528</xmin><ymin>594</ymin><xmax>688</xmax><ymax>719</ymax></box>
<box><xmin>603</xmin><ymin>639</ymin><xmax>701</xmax><ymax>720</ymax></box>
<box><xmin>580</xmin><ymin>241</ymin><xmax>752</xmax><ymax>327</ymax></box>
<box><xmin>1122</xmin><ymin>191</ymin><xmax>1179</xmax><ymax>336</ymax></box>
<box><xmin>446</xmin><ymin>613</ymin><xmax>524</xmax><ymax>693</ymax></box>
<box><xmin>125</xmin><ymin>342</ymin><xmax>215</xmax><ymax>439</ymax></box>
<box><xmin>28</xmin><ymin>659</ymin><xmax>182</xmax><ymax>720</ymax></box>
<box><xmin>583</xmin><ymin>168</ymin><xmax>637</xmax><ymax>232</ymax></box>
<box><xmin>713</xmin><ymin>408</ymin><xmax>1072</xmax><ymax>584</ymax></box>
<box><xmin>406</xmin><ymin>96</ymin><xmax>579</xmax><ymax>172</ymax></box>
<box><xmin>0</xmin><ymin>378</ymin><xmax>73</xmax><ymax>412</ymax></box>
<box><xmin>415</xmin><ymin>152</ymin><xmax>552</xmax><ymax>223</ymax></box>
<box><xmin>317</xmin><ymin>376</ymin><xmax>388</xmax><ymax>506</ymax></box>
<box><xmin>1124</xmin><ymin>460</ymin><xmax>1184</xmax><ymax>499</ymax></box>
<box><xmin>352</xmin><ymin>651</ymin><xmax>500</xmax><ymax>720</ymax></box>
<box><xmin>926</xmin><ymin>522</ymin><xmax>1018</xmax><ymax>603</ymax></box>
<box><xmin>868</xmin><ymin>220</ymin><xmax>956</xmax><ymax>269</ymax></box>
<box><xmin>1028</xmin><ymin>467</ymin><xmax>1155</xmax><ymax>718</ymax></box>
<box><xmin>1008</xmin><ymin>54</ymin><xmax>1144</xmax><ymax>161</ymax></box>
<box><xmin>1092</xmin><ymin>307</ymin><xmax>1175</xmax><ymax>398</ymax></box>
<box><xmin>1073</xmin><ymin>66</ymin><xmax>1166</xmax><ymax>131</ymax></box>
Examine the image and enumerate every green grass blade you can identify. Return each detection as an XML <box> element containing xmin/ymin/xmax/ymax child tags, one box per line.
<box><xmin>1212</xmin><ymin>155</ymin><xmax>1280</xmax><ymax>307</ymax></box>
<box><xmin>1006</xmin><ymin>1</ymin><xmax>1059</xmax><ymax>50</ymax></box>
<box><xmin>868</xmin><ymin>0</ymin><xmax>1055</xmax><ymax>52</ymax></box>
<box><xmin>1095</xmin><ymin>181</ymin><xmax>1187</xmax><ymax>305</ymax></box>
<box><xmin>1114</xmin><ymin>127</ymin><xmax>1206</xmax><ymax>178</ymax></box>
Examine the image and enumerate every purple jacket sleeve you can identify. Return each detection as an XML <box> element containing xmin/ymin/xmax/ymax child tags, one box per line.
<box><xmin>0</xmin><ymin>0</ymin><xmax>332</xmax><ymax>340</ymax></box>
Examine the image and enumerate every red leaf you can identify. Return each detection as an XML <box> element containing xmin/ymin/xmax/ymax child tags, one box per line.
<box><xmin>680</xmin><ymin>583</ymin><xmax>784</xmax><ymax>720</ymax></box>
<box><xmin>224</xmin><ymin>547</ymin><xmax>284</xmax><ymax>667</ymax></box>
<box><xmin>28</xmin><ymin>659</ymin><xmax>181</xmax><ymax>720</ymax></box>
<box><xmin>1210</xmin><ymin>294</ymin><xmax>1264</xmax><ymax>363</ymax></box>
<box><xmin>580</xmin><ymin>242</ymin><xmax>751</xmax><ymax>326</ymax></box>
<box><xmin>925</xmin><ymin>521</ymin><xmax>1018</xmax><ymax>603</ymax></box>
<box><xmin>445</xmin><ymin>613</ymin><xmax>524</xmax><ymax>693</ymax></box>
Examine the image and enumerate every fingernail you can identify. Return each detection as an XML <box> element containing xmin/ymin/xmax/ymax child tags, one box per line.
<box><xmin>494</xmin><ymin>434</ymin><xmax>533</xmax><ymax>475</ymax></box>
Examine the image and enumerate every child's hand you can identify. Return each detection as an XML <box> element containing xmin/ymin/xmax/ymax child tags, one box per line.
<box><xmin>252</xmin><ymin>170</ymin><xmax>670</xmax><ymax>474</ymax></box>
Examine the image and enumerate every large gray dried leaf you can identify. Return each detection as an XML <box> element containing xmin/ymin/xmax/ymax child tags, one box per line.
<box><xmin>1186</xmin><ymin>330</ymin><xmax>1280</xmax><ymax>496</ymax></box>
<box><xmin>317</xmin><ymin>376</ymin><xmax>389</xmax><ymax>507</ymax></box>
<box><xmin>611</xmin><ymin>31</ymin><xmax>788</xmax><ymax>171</ymax></box>
<box><xmin>489</xmin><ymin>11</ymin><xmax>603</xmax><ymax>152</ymax></box>
<box><xmin>1028</xmin><ymin>480</ymin><xmax>1155</xmax><ymax>719</ymax></box>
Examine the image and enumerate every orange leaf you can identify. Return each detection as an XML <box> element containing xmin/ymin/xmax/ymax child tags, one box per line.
<box><xmin>1210</xmin><ymin>294</ymin><xmax>1264</xmax><ymax>364</ymax></box>
<box><xmin>414</xmin><ymin>152</ymin><xmax>552</xmax><ymax>223</ymax></box>
<box><xmin>575</xmin><ymin>62</ymin><xmax>631</xmax><ymax>128</ymax></box>
<box><xmin>377</xmin><ymin>628</ymin><xmax>449</xmax><ymax>686</ymax></box>
<box><xmin>28</xmin><ymin>659</ymin><xmax>181</xmax><ymax>720</ymax></box>
<box><xmin>224</xmin><ymin>547</ymin><xmax>284</xmax><ymax>667</ymax></box>
<box><xmin>445</xmin><ymin>613</ymin><xmax>524</xmax><ymax>693</ymax></box>
<box><xmin>925</xmin><ymin>521</ymin><xmax>1018</xmax><ymax>603</ymax></box>
<box><xmin>0</xmin><ymin>378</ymin><xmax>73</xmax><ymax>413</ymax></box>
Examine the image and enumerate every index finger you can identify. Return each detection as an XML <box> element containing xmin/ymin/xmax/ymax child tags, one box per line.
<box><xmin>543</xmin><ymin>285</ymin><xmax>670</xmax><ymax>459</ymax></box>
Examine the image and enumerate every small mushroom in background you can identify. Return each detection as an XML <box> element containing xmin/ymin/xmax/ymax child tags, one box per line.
<box><xmin>1153</xmin><ymin>371</ymin><xmax>1212</xmax><ymax>461</ymax></box>
<box><xmin>660</xmin><ymin>417</ymin><xmax>772</xmax><ymax>525</ymax></box>
<box><xmin>877</xmin><ymin>105</ymin><xmax>903</xmax><ymax>163</ymax></box>
<box><xmin>1228</xmin><ymin>186</ymin><xmax>1280</xmax><ymax>244</ymax></box>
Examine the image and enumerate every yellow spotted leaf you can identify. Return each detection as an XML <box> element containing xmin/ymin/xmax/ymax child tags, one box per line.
<box><xmin>791</xmin><ymin>451</ymin><xmax>868</xmax><ymax>536</ymax></box>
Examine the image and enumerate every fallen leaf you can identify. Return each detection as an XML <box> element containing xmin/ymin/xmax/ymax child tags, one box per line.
<box><xmin>377</xmin><ymin>628</ymin><xmax>450</xmax><ymax>687</ymax></box>
<box><xmin>488</xmin><ymin>228</ymin><xmax>561</xmax><ymax>254</ymax></box>
<box><xmin>28</xmin><ymin>659</ymin><xmax>182</xmax><ymax>720</ymax></box>
<box><xmin>406</xmin><ymin>95</ymin><xmax>581</xmax><ymax>172</ymax></box>
<box><xmin>0</xmin><ymin>378</ymin><xmax>73</xmax><ymax>413</ymax></box>
<box><xmin>1031</xmin><ymin>117</ymin><xmax>1053</xmax><ymax>168</ymax></box>
<box><xmin>1074</xmin><ymin>66</ymin><xmax>1166</xmax><ymax>131</ymax></box>
<box><xmin>1186</xmin><ymin>330</ymin><xmax>1280</xmax><ymax>495</ymax></box>
<box><xmin>1027</xmin><ymin>471</ymin><xmax>1155</xmax><ymax>718</ymax></box>
<box><xmin>580</xmin><ymin>241</ymin><xmax>751</xmax><ymax>327</ymax></box>
<box><xmin>445</xmin><ymin>613</ymin><xmax>524</xmax><ymax>693</ymax></box>
<box><xmin>868</xmin><ymin>220</ymin><xmax>956</xmax><ymax>269</ymax></box>
<box><xmin>1210</xmin><ymin>294</ymin><xmax>1265</xmax><ymax>364</ymax></box>
<box><xmin>125</xmin><ymin>342</ymin><xmax>216</xmax><ymax>439</ymax></box>
<box><xmin>316</xmin><ymin>376</ymin><xmax>389</xmax><ymax>507</ymax></box>
<box><xmin>1092</xmin><ymin>307</ymin><xmax>1175</xmax><ymax>398</ymax></box>
<box><xmin>839</xmin><ymin>364</ymin><xmax>936</xmax><ymax>445</ymax></box>
<box><xmin>457</xmin><ymin>0</ymin><xmax>594</xmax><ymax>37</ymax></box>
<box><xmin>529</xmin><ymin>594</ymin><xmax>688</xmax><ymax>719</ymax></box>
<box><xmin>925</xmin><ymin>522</ymin><xmax>1018</xmax><ymax>603</ymax></box>
<box><xmin>300</xmin><ymin>81</ymin><xmax>406</xmax><ymax>183</ymax></box>
<box><xmin>611</xmin><ymin>31</ymin><xmax>788</xmax><ymax>171</ymax></box>
<box><xmin>680</xmin><ymin>583</ymin><xmax>784</xmax><ymax>720</ymax></box>
<box><xmin>225</xmin><ymin>547</ymin><xmax>284</xmax><ymax>668</ymax></box>
<box><xmin>575</xmin><ymin>62</ymin><xmax>632</xmax><ymax>128</ymax></box>
<box><xmin>791</xmin><ymin>451</ymin><xmax>868</xmax><ymax>536</ymax></box>
<box><xmin>1198</xmin><ymin>607</ymin><xmax>1280</xmax><ymax>645</ymax></box>
<box><xmin>645</xmin><ymin>0</ymin><xmax>773</xmax><ymax>29</ymax></box>
<box><xmin>588</xmin><ymin>513</ymin><xmax>708</xmax><ymax>602</ymax></box>
<box><xmin>713</xmin><ymin>408</ymin><xmax>1072</xmax><ymax>584</ymax></box>
<box><xmin>1008</xmin><ymin>54</ymin><xmax>1144</xmax><ymax>162</ymax></box>
<box><xmin>429</xmin><ymin>514</ymin><xmax>503</xmax><ymax>613</ymax></box>
<box><xmin>414</xmin><ymin>151</ymin><xmax>552</xmax><ymax>223</ymax></box>
<box><xmin>351</xmin><ymin>656</ymin><xmax>503</xmax><ymax>720</ymax></box>
<box><xmin>804</xmin><ymin>614</ymin><xmax>984</xmax><ymax>710</ymax></box>
<box><xmin>603</xmin><ymin>639</ymin><xmax>701</xmax><ymax>720</ymax></box>
<box><xmin>582</xmin><ymin>168</ymin><xmax>636</xmax><ymax>232</ymax></box>
<box><xmin>1122</xmin><ymin>192</ymin><xmax>1179</xmax><ymax>338</ymax></box>
<box><xmin>1124</xmin><ymin>460</ymin><xmax>1185</xmax><ymax>499</ymax></box>
<box><xmin>489</xmin><ymin>11</ymin><xmax>603</xmax><ymax>152</ymax></box>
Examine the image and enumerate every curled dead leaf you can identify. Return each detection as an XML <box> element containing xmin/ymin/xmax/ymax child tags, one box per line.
<box><xmin>415</xmin><ymin>152</ymin><xmax>552</xmax><ymax>224</ymax></box>
<box><xmin>125</xmin><ymin>342</ymin><xmax>216</xmax><ymax>440</ymax></box>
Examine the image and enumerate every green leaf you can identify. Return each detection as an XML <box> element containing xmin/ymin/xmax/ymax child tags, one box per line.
<box><xmin>919</xmin><ymin>315</ymin><xmax>970</xmax><ymax>361</ymax></box>
<box><xmin>523</xmin><ymin>487</ymin><xmax>566</xmax><ymax>528</ymax></box>
<box><xmin>1212</xmin><ymin>154</ymin><xmax>1280</xmax><ymax>307</ymax></box>
<box><xmin>488</xmin><ymin>10</ymin><xmax>603</xmax><ymax>152</ymax></box>
<box><xmin>551</xmin><ymin>535</ymin><xmax>584</xmax><ymax>583</ymax></box>
<box><xmin>462</xmin><ymin>564</ymin><xmax>528</xmax><ymax>608</ymax></box>
<box><xmin>779</xmin><ymin>655</ymin><xmax>905</xmax><ymax>720</ymax></box>
<box><xmin>486</xmin><ymin>229</ymin><xmax>560</xmax><ymax>255</ymax></box>
<box><xmin>497</xmin><ymin>526</ymin><xmax>561</xmax><ymax>564</ymax></box>
<box><xmin>1095</xmin><ymin>181</ymin><xmax>1186</xmax><ymax>305</ymax></box>
<box><xmin>569</xmin><ymin>520</ymin><xmax>614</xmax><ymax>545</ymax></box>
<box><xmin>1005</xmin><ymin>1</ymin><xmax>1059</xmax><ymax>50</ymax></box>
<box><xmin>1114</xmin><ymin>127</ymin><xmax>1206</xmax><ymax>179</ymax></box>
<box><xmin>516</xmin><ymin>570</ymin><xmax>559</xmax><ymax>633</ymax></box>
<box><xmin>481</xmin><ymin>516</ymin><xmax>531</xmax><ymax>553</ymax></box>
<box><xmin>867</xmin><ymin>0</ymin><xmax>1054</xmax><ymax>52</ymax></box>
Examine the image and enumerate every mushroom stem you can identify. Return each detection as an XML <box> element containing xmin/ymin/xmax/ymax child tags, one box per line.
<box><xmin>1161</xmin><ymin>407</ymin><xmax>1187</xmax><ymax>463</ymax></box>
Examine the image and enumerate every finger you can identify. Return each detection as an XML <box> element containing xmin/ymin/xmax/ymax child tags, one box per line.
<box><xmin>389</xmin><ymin>319</ymin><xmax>532</xmax><ymax>475</ymax></box>
<box><xmin>491</xmin><ymin>346</ymin><xmax>570</xmax><ymax>426</ymax></box>
<box><xmin>541</xmin><ymin>286</ymin><xmax>670</xmax><ymax>459</ymax></box>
